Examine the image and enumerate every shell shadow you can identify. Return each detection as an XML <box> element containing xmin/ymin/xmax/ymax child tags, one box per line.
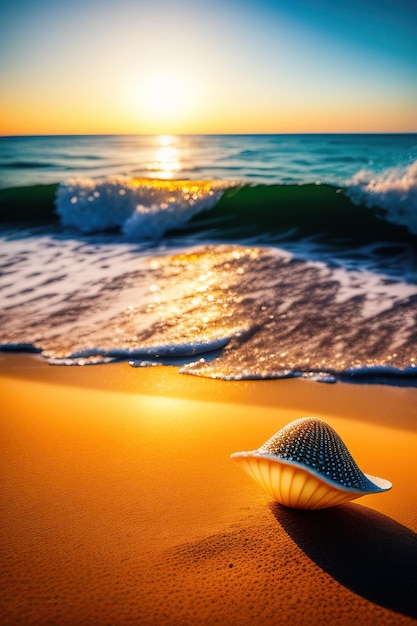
<box><xmin>271</xmin><ymin>502</ymin><xmax>417</xmax><ymax>619</ymax></box>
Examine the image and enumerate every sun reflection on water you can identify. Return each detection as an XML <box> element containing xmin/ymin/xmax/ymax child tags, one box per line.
<box><xmin>149</xmin><ymin>135</ymin><xmax>180</xmax><ymax>179</ymax></box>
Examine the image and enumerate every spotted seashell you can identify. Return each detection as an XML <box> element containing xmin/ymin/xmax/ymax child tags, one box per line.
<box><xmin>230</xmin><ymin>417</ymin><xmax>392</xmax><ymax>510</ymax></box>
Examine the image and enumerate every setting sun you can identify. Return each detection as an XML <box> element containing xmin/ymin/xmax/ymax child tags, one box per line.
<box><xmin>139</xmin><ymin>71</ymin><xmax>194</xmax><ymax>125</ymax></box>
<box><xmin>0</xmin><ymin>0</ymin><xmax>415</xmax><ymax>134</ymax></box>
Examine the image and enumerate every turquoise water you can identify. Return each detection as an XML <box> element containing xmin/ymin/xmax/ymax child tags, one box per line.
<box><xmin>1</xmin><ymin>134</ymin><xmax>416</xmax><ymax>189</ymax></box>
<box><xmin>0</xmin><ymin>134</ymin><xmax>416</xmax><ymax>384</ymax></box>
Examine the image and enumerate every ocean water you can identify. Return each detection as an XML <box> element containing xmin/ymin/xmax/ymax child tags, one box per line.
<box><xmin>1</xmin><ymin>134</ymin><xmax>416</xmax><ymax>385</ymax></box>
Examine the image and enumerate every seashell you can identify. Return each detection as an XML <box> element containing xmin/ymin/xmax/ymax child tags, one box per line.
<box><xmin>230</xmin><ymin>417</ymin><xmax>392</xmax><ymax>510</ymax></box>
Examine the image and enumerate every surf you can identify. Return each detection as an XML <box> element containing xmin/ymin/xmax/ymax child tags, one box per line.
<box><xmin>1</xmin><ymin>168</ymin><xmax>416</xmax><ymax>246</ymax></box>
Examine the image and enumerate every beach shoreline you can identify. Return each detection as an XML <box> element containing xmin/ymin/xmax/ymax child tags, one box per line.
<box><xmin>1</xmin><ymin>353</ymin><xmax>416</xmax><ymax>625</ymax></box>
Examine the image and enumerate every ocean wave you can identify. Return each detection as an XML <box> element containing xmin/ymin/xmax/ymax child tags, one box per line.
<box><xmin>2</xmin><ymin>339</ymin><xmax>416</xmax><ymax>386</ymax></box>
<box><xmin>0</xmin><ymin>160</ymin><xmax>57</xmax><ymax>169</ymax></box>
<box><xmin>181</xmin><ymin>362</ymin><xmax>417</xmax><ymax>386</ymax></box>
<box><xmin>188</xmin><ymin>182</ymin><xmax>417</xmax><ymax>248</ymax></box>
<box><xmin>348</xmin><ymin>160</ymin><xmax>417</xmax><ymax>235</ymax></box>
<box><xmin>2</xmin><ymin>176</ymin><xmax>416</xmax><ymax>252</ymax></box>
<box><xmin>1</xmin><ymin>237</ymin><xmax>417</xmax><ymax>386</ymax></box>
<box><xmin>55</xmin><ymin>176</ymin><xmax>227</xmax><ymax>238</ymax></box>
<box><xmin>55</xmin><ymin>176</ymin><xmax>416</xmax><ymax>244</ymax></box>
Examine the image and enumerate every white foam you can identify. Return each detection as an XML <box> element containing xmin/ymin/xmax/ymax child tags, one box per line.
<box><xmin>55</xmin><ymin>176</ymin><xmax>226</xmax><ymax>238</ymax></box>
<box><xmin>330</xmin><ymin>265</ymin><xmax>417</xmax><ymax>318</ymax></box>
<box><xmin>2</xmin><ymin>235</ymin><xmax>416</xmax><ymax>384</ymax></box>
<box><xmin>123</xmin><ymin>196</ymin><xmax>214</xmax><ymax>240</ymax></box>
<box><xmin>348</xmin><ymin>160</ymin><xmax>417</xmax><ymax>234</ymax></box>
<box><xmin>67</xmin><ymin>337</ymin><xmax>232</xmax><ymax>360</ymax></box>
<box><xmin>344</xmin><ymin>365</ymin><xmax>404</xmax><ymax>376</ymax></box>
<box><xmin>55</xmin><ymin>176</ymin><xmax>136</xmax><ymax>232</ymax></box>
<box><xmin>0</xmin><ymin>230</ymin><xmax>147</xmax><ymax>320</ymax></box>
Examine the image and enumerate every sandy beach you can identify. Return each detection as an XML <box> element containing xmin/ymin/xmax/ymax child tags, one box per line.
<box><xmin>1</xmin><ymin>353</ymin><xmax>416</xmax><ymax>625</ymax></box>
<box><xmin>2</xmin><ymin>0</ymin><xmax>417</xmax><ymax>619</ymax></box>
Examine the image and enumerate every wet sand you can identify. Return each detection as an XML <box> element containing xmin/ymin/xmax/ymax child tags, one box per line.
<box><xmin>1</xmin><ymin>354</ymin><xmax>416</xmax><ymax>625</ymax></box>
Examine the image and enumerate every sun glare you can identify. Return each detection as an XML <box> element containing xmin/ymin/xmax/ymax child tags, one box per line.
<box><xmin>141</xmin><ymin>72</ymin><xmax>192</xmax><ymax>124</ymax></box>
<box><xmin>159</xmin><ymin>135</ymin><xmax>173</xmax><ymax>147</ymax></box>
<box><xmin>147</xmin><ymin>135</ymin><xmax>181</xmax><ymax>178</ymax></box>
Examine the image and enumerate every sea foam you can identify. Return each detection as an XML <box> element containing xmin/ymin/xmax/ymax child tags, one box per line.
<box><xmin>348</xmin><ymin>159</ymin><xmax>417</xmax><ymax>234</ymax></box>
<box><xmin>55</xmin><ymin>176</ymin><xmax>226</xmax><ymax>238</ymax></box>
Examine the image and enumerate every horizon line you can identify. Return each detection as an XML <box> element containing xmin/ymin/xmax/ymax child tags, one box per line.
<box><xmin>2</xmin><ymin>131</ymin><xmax>417</xmax><ymax>138</ymax></box>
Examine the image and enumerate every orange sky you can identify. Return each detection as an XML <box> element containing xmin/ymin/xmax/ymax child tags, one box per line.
<box><xmin>1</xmin><ymin>0</ymin><xmax>416</xmax><ymax>135</ymax></box>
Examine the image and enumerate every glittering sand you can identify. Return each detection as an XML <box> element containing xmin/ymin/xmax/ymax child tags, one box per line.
<box><xmin>1</xmin><ymin>354</ymin><xmax>416</xmax><ymax>625</ymax></box>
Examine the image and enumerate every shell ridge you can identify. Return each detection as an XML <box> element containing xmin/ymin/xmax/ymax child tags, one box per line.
<box><xmin>281</xmin><ymin>465</ymin><xmax>294</xmax><ymax>505</ymax></box>
<box><xmin>301</xmin><ymin>477</ymin><xmax>323</xmax><ymax>510</ymax></box>
<box><xmin>243</xmin><ymin>458</ymin><xmax>257</xmax><ymax>485</ymax></box>
<box><xmin>255</xmin><ymin>458</ymin><xmax>269</xmax><ymax>496</ymax></box>
<box><xmin>287</xmin><ymin>465</ymin><xmax>298</xmax><ymax>508</ymax></box>
<box><xmin>312</xmin><ymin>489</ymin><xmax>348</xmax><ymax>510</ymax></box>
<box><xmin>237</xmin><ymin>457</ymin><xmax>260</xmax><ymax>491</ymax></box>
<box><xmin>291</xmin><ymin>469</ymin><xmax>303</xmax><ymax>509</ymax></box>
<box><xmin>280</xmin><ymin>464</ymin><xmax>292</xmax><ymax>507</ymax></box>
<box><xmin>258</xmin><ymin>417</ymin><xmax>381</xmax><ymax>493</ymax></box>
<box><xmin>231</xmin><ymin>417</ymin><xmax>392</xmax><ymax>510</ymax></box>
<box><xmin>259</xmin><ymin>458</ymin><xmax>273</xmax><ymax>497</ymax></box>
<box><xmin>307</xmin><ymin>483</ymin><xmax>333</xmax><ymax>510</ymax></box>
<box><xmin>294</xmin><ymin>471</ymin><xmax>315</xmax><ymax>508</ymax></box>
<box><xmin>266</xmin><ymin>457</ymin><xmax>276</xmax><ymax>501</ymax></box>
<box><xmin>241</xmin><ymin>454</ymin><xmax>381</xmax><ymax>495</ymax></box>
<box><xmin>273</xmin><ymin>463</ymin><xmax>284</xmax><ymax>504</ymax></box>
<box><xmin>249</xmin><ymin>458</ymin><xmax>270</xmax><ymax>497</ymax></box>
<box><xmin>247</xmin><ymin>458</ymin><xmax>263</xmax><ymax>489</ymax></box>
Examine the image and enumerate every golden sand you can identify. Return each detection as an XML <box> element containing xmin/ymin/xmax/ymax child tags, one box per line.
<box><xmin>1</xmin><ymin>354</ymin><xmax>416</xmax><ymax>625</ymax></box>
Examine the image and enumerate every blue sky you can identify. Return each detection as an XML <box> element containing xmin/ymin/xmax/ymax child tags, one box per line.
<box><xmin>1</xmin><ymin>0</ymin><xmax>416</xmax><ymax>133</ymax></box>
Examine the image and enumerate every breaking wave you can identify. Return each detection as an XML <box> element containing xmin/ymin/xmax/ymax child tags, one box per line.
<box><xmin>2</xmin><ymin>169</ymin><xmax>416</xmax><ymax>247</ymax></box>
<box><xmin>55</xmin><ymin>176</ymin><xmax>227</xmax><ymax>239</ymax></box>
<box><xmin>348</xmin><ymin>159</ymin><xmax>417</xmax><ymax>235</ymax></box>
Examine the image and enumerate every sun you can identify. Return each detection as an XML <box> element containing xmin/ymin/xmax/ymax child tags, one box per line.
<box><xmin>141</xmin><ymin>71</ymin><xmax>193</xmax><ymax>125</ymax></box>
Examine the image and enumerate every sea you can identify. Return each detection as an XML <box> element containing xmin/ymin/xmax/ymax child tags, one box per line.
<box><xmin>1</xmin><ymin>134</ymin><xmax>416</xmax><ymax>385</ymax></box>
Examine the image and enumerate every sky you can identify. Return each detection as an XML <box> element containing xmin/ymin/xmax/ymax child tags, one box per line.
<box><xmin>0</xmin><ymin>0</ymin><xmax>416</xmax><ymax>135</ymax></box>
